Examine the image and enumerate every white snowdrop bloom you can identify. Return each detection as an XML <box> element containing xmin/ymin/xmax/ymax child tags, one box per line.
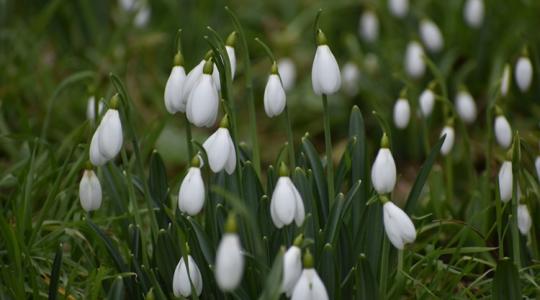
<box><xmin>119</xmin><ymin>0</ymin><xmax>136</xmax><ymax>12</ymax></box>
<box><xmin>89</xmin><ymin>129</ymin><xmax>107</xmax><ymax>166</ymax></box>
<box><xmin>215</xmin><ymin>221</ymin><xmax>244</xmax><ymax>291</ymax></box>
<box><xmin>359</xmin><ymin>10</ymin><xmax>379</xmax><ymax>43</ymax></box>
<box><xmin>164</xmin><ymin>57</ymin><xmax>187</xmax><ymax>113</ymax></box>
<box><xmin>186</xmin><ymin>60</ymin><xmax>219</xmax><ymax>127</ymax></box>
<box><xmin>278</xmin><ymin>58</ymin><xmax>296</xmax><ymax>91</ymax></box>
<box><xmin>79</xmin><ymin>169</ymin><xmax>102</xmax><ymax>212</ymax></box>
<box><xmin>291</xmin><ymin>252</ymin><xmax>329</xmax><ymax>300</ymax></box>
<box><xmin>181</xmin><ymin>60</ymin><xmax>205</xmax><ymax>105</ymax></box>
<box><xmin>371</xmin><ymin>135</ymin><xmax>397</xmax><ymax>195</ymax></box>
<box><xmin>420</xmin><ymin>19</ymin><xmax>444</xmax><ymax>53</ymax></box>
<box><xmin>440</xmin><ymin>125</ymin><xmax>455</xmax><ymax>156</ymax></box>
<box><xmin>498</xmin><ymin>161</ymin><xmax>513</xmax><ymax>203</ymax></box>
<box><xmin>270</xmin><ymin>166</ymin><xmax>305</xmax><ymax>228</ymax></box>
<box><xmin>98</xmin><ymin>107</ymin><xmax>123</xmax><ymax>161</ymax></box>
<box><xmin>383</xmin><ymin>201</ymin><xmax>416</xmax><ymax>249</ymax></box>
<box><xmin>264</xmin><ymin>65</ymin><xmax>286</xmax><ymax>117</ymax></box>
<box><xmin>405</xmin><ymin>41</ymin><xmax>425</xmax><ymax>79</ymax></box>
<box><xmin>172</xmin><ymin>255</ymin><xmax>203</xmax><ymax>297</ymax></box>
<box><xmin>178</xmin><ymin>165</ymin><xmax>205</xmax><ymax>216</ymax></box>
<box><xmin>393</xmin><ymin>98</ymin><xmax>411</xmax><ymax>129</ymax></box>
<box><xmin>134</xmin><ymin>4</ymin><xmax>150</xmax><ymax>28</ymax></box>
<box><xmin>342</xmin><ymin>62</ymin><xmax>361</xmax><ymax>96</ymax></box>
<box><xmin>86</xmin><ymin>96</ymin><xmax>104</xmax><ymax>122</ymax></box>
<box><xmin>419</xmin><ymin>88</ymin><xmax>435</xmax><ymax>117</ymax></box>
<box><xmin>515</xmin><ymin>56</ymin><xmax>533</xmax><ymax>92</ymax></box>
<box><xmin>494</xmin><ymin>115</ymin><xmax>512</xmax><ymax>149</ymax></box>
<box><xmin>388</xmin><ymin>0</ymin><xmax>408</xmax><ymax>18</ymax></box>
<box><xmin>535</xmin><ymin>156</ymin><xmax>540</xmax><ymax>182</ymax></box>
<box><xmin>282</xmin><ymin>245</ymin><xmax>302</xmax><ymax>296</ymax></box>
<box><xmin>226</xmin><ymin>31</ymin><xmax>237</xmax><ymax>79</ymax></box>
<box><xmin>464</xmin><ymin>0</ymin><xmax>484</xmax><ymax>28</ymax></box>
<box><xmin>455</xmin><ymin>90</ymin><xmax>477</xmax><ymax>124</ymax></box>
<box><xmin>312</xmin><ymin>30</ymin><xmax>341</xmax><ymax>95</ymax></box>
<box><xmin>501</xmin><ymin>64</ymin><xmax>511</xmax><ymax>96</ymax></box>
<box><xmin>202</xmin><ymin>120</ymin><xmax>236</xmax><ymax>174</ymax></box>
<box><xmin>518</xmin><ymin>204</ymin><xmax>532</xmax><ymax>235</ymax></box>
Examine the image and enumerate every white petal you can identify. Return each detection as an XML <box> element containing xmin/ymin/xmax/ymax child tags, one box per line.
<box><xmin>187</xmin><ymin>74</ymin><xmax>219</xmax><ymax>127</ymax></box>
<box><xmin>518</xmin><ymin>204</ymin><xmax>532</xmax><ymax>235</ymax></box>
<box><xmin>455</xmin><ymin>90</ymin><xmax>477</xmax><ymax>124</ymax></box>
<box><xmin>224</xmin><ymin>131</ymin><xmax>237</xmax><ymax>175</ymax></box>
<box><xmin>388</xmin><ymin>0</ymin><xmax>408</xmax><ymax>18</ymax></box>
<box><xmin>419</xmin><ymin>89</ymin><xmax>435</xmax><ymax>117</ymax></box>
<box><xmin>164</xmin><ymin>66</ymin><xmax>187</xmax><ymax>113</ymax></box>
<box><xmin>86</xmin><ymin>96</ymin><xmax>104</xmax><ymax>121</ymax></box>
<box><xmin>291</xmin><ymin>181</ymin><xmax>305</xmax><ymax>226</ymax></box>
<box><xmin>215</xmin><ymin>234</ymin><xmax>244</xmax><ymax>291</ymax></box>
<box><xmin>212</xmin><ymin>63</ymin><xmax>221</xmax><ymax>91</ymax></box>
<box><xmin>393</xmin><ymin>98</ymin><xmax>411</xmax><ymax>129</ymax></box>
<box><xmin>98</xmin><ymin>109</ymin><xmax>123</xmax><ymax>160</ymax></box>
<box><xmin>515</xmin><ymin>57</ymin><xmax>533</xmax><ymax>92</ymax></box>
<box><xmin>178</xmin><ymin>168</ymin><xmax>205</xmax><ymax>216</ymax></box>
<box><xmin>440</xmin><ymin>126</ymin><xmax>455</xmax><ymax>156</ymax></box>
<box><xmin>494</xmin><ymin>116</ymin><xmax>512</xmax><ymax>149</ymax></box>
<box><xmin>270</xmin><ymin>196</ymin><xmax>285</xmax><ymax>228</ymax></box>
<box><xmin>405</xmin><ymin>41</ymin><xmax>425</xmax><ymax>79</ymax></box>
<box><xmin>359</xmin><ymin>10</ymin><xmax>378</xmax><ymax>43</ymax></box>
<box><xmin>535</xmin><ymin>156</ymin><xmax>540</xmax><ymax>183</ymax></box>
<box><xmin>264</xmin><ymin>74</ymin><xmax>286</xmax><ymax>117</ymax></box>
<box><xmin>464</xmin><ymin>0</ymin><xmax>484</xmax><ymax>28</ymax></box>
<box><xmin>282</xmin><ymin>246</ymin><xmax>302</xmax><ymax>294</ymax></box>
<box><xmin>420</xmin><ymin>19</ymin><xmax>443</xmax><ymax>53</ymax></box>
<box><xmin>79</xmin><ymin>170</ymin><xmax>102</xmax><ymax>212</ymax></box>
<box><xmin>172</xmin><ymin>256</ymin><xmax>203</xmax><ymax>297</ymax></box>
<box><xmin>371</xmin><ymin>148</ymin><xmax>397</xmax><ymax>194</ymax></box>
<box><xmin>501</xmin><ymin>65</ymin><xmax>511</xmax><ymax>96</ymax></box>
<box><xmin>203</xmin><ymin>128</ymin><xmax>230</xmax><ymax>173</ymax></box>
<box><xmin>271</xmin><ymin>177</ymin><xmax>297</xmax><ymax>226</ymax></box>
<box><xmin>312</xmin><ymin>45</ymin><xmax>341</xmax><ymax>95</ymax></box>
<box><xmin>182</xmin><ymin>60</ymin><xmax>205</xmax><ymax>107</ymax></box>
<box><xmin>291</xmin><ymin>269</ymin><xmax>329</xmax><ymax>300</ymax></box>
<box><xmin>498</xmin><ymin>161</ymin><xmax>513</xmax><ymax>203</ymax></box>
<box><xmin>383</xmin><ymin>202</ymin><xmax>416</xmax><ymax>249</ymax></box>
<box><xmin>90</xmin><ymin>128</ymin><xmax>107</xmax><ymax>166</ymax></box>
<box><xmin>278</xmin><ymin>58</ymin><xmax>296</xmax><ymax>91</ymax></box>
<box><xmin>226</xmin><ymin>46</ymin><xmax>236</xmax><ymax>79</ymax></box>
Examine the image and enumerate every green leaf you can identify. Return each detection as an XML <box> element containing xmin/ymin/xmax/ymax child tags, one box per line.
<box><xmin>301</xmin><ymin>135</ymin><xmax>329</xmax><ymax>222</ymax></box>
<box><xmin>324</xmin><ymin>180</ymin><xmax>361</xmax><ymax>245</ymax></box>
<box><xmin>492</xmin><ymin>258</ymin><xmax>521</xmax><ymax>300</ymax></box>
<box><xmin>148</xmin><ymin>151</ymin><xmax>168</xmax><ymax>205</ymax></box>
<box><xmin>355</xmin><ymin>254</ymin><xmax>379</xmax><ymax>300</ymax></box>
<box><xmin>258</xmin><ymin>249</ymin><xmax>284</xmax><ymax>300</ymax></box>
<box><xmin>48</xmin><ymin>243</ymin><xmax>63</xmax><ymax>300</ymax></box>
<box><xmin>349</xmin><ymin>106</ymin><xmax>368</xmax><ymax>236</ymax></box>
<box><xmin>107</xmin><ymin>276</ymin><xmax>125</xmax><ymax>300</ymax></box>
<box><xmin>320</xmin><ymin>243</ymin><xmax>337</xmax><ymax>299</ymax></box>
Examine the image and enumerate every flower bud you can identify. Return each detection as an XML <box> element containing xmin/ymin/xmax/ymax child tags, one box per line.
<box><xmin>440</xmin><ymin>126</ymin><xmax>455</xmax><ymax>156</ymax></box>
<box><xmin>419</xmin><ymin>88</ymin><xmax>435</xmax><ymax>117</ymax></box>
<box><xmin>79</xmin><ymin>169</ymin><xmax>102</xmax><ymax>212</ymax></box>
<box><xmin>203</xmin><ymin>125</ymin><xmax>236</xmax><ymax>174</ymax></box>
<box><xmin>500</xmin><ymin>64</ymin><xmax>511</xmax><ymax>96</ymax></box>
<box><xmin>535</xmin><ymin>156</ymin><xmax>540</xmax><ymax>183</ymax></box>
<box><xmin>215</xmin><ymin>233</ymin><xmax>244</xmax><ymax>291</ymax></box>
<box><xmin>264</xmin><ymin>66</ymin><xmax>286</xmax><ymax>117</ymax></box>
<box><xmin>186</xmin><ymin>72</ymin><xmax>219</xmax><ymax>128</ymax></box>
<box><xmin>464</xmin><ymin>0</ymin><xmax>484</xmax><ymax>28</ymax></box>
<box><xmin>455</xmin><ymin>89</ymin><xmax>477</xmax><ymax>124</ymax></box>
<box><xmin>494</xmin><ymin>115</ymin><xmax>512</xmax><ymax>149</ymax></box>
<box><xmin>342</xmin><ymin>62</ymin><xmax>361</xmax><ymax>96</ymax></box>
<box><xmin>98</xmin><ymin>108</ymin><xmax>123</xmax><ymax>160</ymax></box>
<box><xmin>405</xmin><ymin>41</ymin><xmax>425</xmax><ymax>79</ymax></box>
<box><xmin>515</xmin><ymin>55</ymin><xmax>533</xmax><ymax>92</ymax></box>
<box><xmin>518</xmin><ymin>204</ymin><xmax>532</xmax><ymax>235</ymax></box>
<box><xmin>270</xmin><ymin>175</ymin><xmax>305</xmax><ymax>228</ymax></box>
<box><xmin>371</xmin><ymin>138</ymin><xmax>397</xmax><ymax>195</ymax></box>
<box><xmin>278</xmin><ymin>58</ymin><xmax>296</xmax><ymax>91</ymax></box>
<box><xmin>164</xmin><ymin>64</ymin><xmax>187</xmax><ymax>113</ymax></box>
<box><xmin>383</xmin><ymin>201</ymin><xmax>416</xmax><ymax>249</ymax></box>
<box><xmin>312</xmin><ymin>30</ymin><xmax>341</xmax><ymax>95</ymax></box>
<box><xmin>172</xmin><ymin>255</ymin><xmax>203</xmax><ymax>297</ymax></box>
<box><xmin>498</xmin><ymin>160</ymin><xmax>513</xmax><ymax>203</ymax></box>
<box><xmin>359</xmin><ymin>10</ymin><xmax>379</xmax><ymax>43</ymax></box>
<box><xmin>86</xmin><ymin>96</ymin><xmax>104</xmax><ymax>122</ymax></box>
<box><xmin>282</xmin><ymin>245</ymin><xmax>302</xmax><ymax>296</ymax></box>
<box><xmin>420</xmin><ymin>19</ymin><xmax>443</xmax><ymax>53</ymax></box>
<box><xmin>178</xmin><ymin>167</ymin><xmax>205</xmax><ymax>216</ymax></box>
<box><xmin>226</xmin><ymin>31</ymin><xmax>237</xmax><ymax>79</ymax></box>
<box><xmin>393</xmin><ymin>98</ymin><xmax>411</xmax><ymax>129</ymax></box>
<box><xmin>388</xmin><ymin>0</ymin><xmax>408</xmax><ymax>18</ymax></box>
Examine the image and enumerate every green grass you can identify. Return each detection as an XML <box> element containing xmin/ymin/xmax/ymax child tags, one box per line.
<box><xmin>1</xmin><ymin>0</ymin><xmax>540</xmax><ymax>299</ymax></box>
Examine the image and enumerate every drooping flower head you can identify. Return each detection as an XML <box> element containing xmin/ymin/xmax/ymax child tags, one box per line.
<box><xmin>172</xmin><ymin>252</ymin><xmax>203</xmax><ymax>297</ymax></box>
<box><xmin>186</xmin><ymin>58</ymin><xmax>220</xmax><ymax>128</ymax></box>
<box><xmin>215</xmin><ymin>214</ymin><xmax>244</xmax><ymax>291</ymax></box>
<box><xmin>282</xmin><ymin>234</ymin><xmax>303</xmax><ymax>296</ymax></box>
<box><xmin>79</xmin><ymin>166</ymin><xmax>102</xmax><ymax>212</ymax></box>
<box><xmin>226</xmin><ymin>31</ymin><xmax>237</xmax><ymax>79</ymax></box>
<box><xmin>178</xmin><ymin>155</ymin><xmax>205</xmax><ymax>216</ymax></box>
<box><xmin>202</xmin><ymin>115</ymin><xmax>237</xmax><ymax>174</ymax></box>
<box><xmin>264</xmin><ymin>61</ymin><xmax>286</xmax><ymax>118</ymax></box>
<box><xmin>270</xmin><ymin>162</ymin><xmax>305</xmax><ymax>228</ymax></box>
<box><xmin>164</xmin><ymin>51</ymin><xmax>187</xmax><ymax>113</ymax></box>
<box><xmin>312</xmin><ymin>29</ymin><xmax>341</xmax><ymax>95</ymax></box>
<box><xmin>515</xmin><ymin>49</ymin><xmax>533</xmax><ymax>93</ymax></box>
<box><xmin>494</xmin><ymin>106</ymin><xmax>512</xmax><ymax>149</ymax></box>
<box><xmin>371</xmin><ymin>133</ymin><xmax>397</xmax><ymax>195</ymax></box>
<box><xmin>382</xmin><ymin>197</ymin><xmax>416</xmax><ymax>250</ymax></box>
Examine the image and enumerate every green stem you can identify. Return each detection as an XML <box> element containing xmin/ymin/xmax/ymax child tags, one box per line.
<box><xmin>322</xmin><ymin>94</ymin><xmax>334</xmax><ymax>200</ymax></box>
<box><xmin>495</xmin><ymin>192</ymin><xmax>503</xmax><ymax>259</ymax></box>
<box><xmin>397</xmin><ymin>249</ymin><xmax>404</xmax><ymax>282</ymax></box>
<box><xmin>379</xmin><ymin>234</ymin><xmax>390</xmax><ymax>300</ymax></box>
<box><xmin>284</xmin><ymin>104</ymin><xmax>296</xmax><ymax>168</ymax></box>
<box><xmin>184</xmin><ymin>114</ymin><xmax>193</xmax><ymax>160</ymax></box>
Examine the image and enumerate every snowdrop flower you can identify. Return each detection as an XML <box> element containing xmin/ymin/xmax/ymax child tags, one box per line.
<box><xmin>96</xmin><ymin>95</ymin><xmax>123</xmax><ymax>161</ymax></box>
<box><xmin>382</xmin><ymin>200</ymin><xmax>416</xmax><ymax>249</ymax></box>
<box><xmin>358</xmin><ymin>10</ymin><xmax>379</xmax><ymax>43</ymax></box>
<box><xmin>270</xmin><ymin>162</ymin><xmax>305</xmax><ymax>228</ymax></box>
<box><xmin>393</xmin><ymin>97</ymin><xmax>411</xmax><ymax>129</ymax></box>
<box><xmin>312</xmin><ymin>29</ymin><xmax>341</xmax><ymax>95</ymax></box>
<box><xmin>79</xmin><ymin>168</ymin><xmax>102</xmax><ymax>212</ymax></box>
<box><xmin>226</xmin><ymin>31</ymin><xmax>237</xmax><ymax>79</ymax></box>
<box><xmin>164</xmin><ymin>52</ymin><xmax>187</xmax><ymax>113</ymax></box>
<box><xmin>419</xmin><ymin>84</ymin><xmax>436</xmax><ymax>117</ymax></box>
<box><xmin>463</xmin><ymin>0</ymin><xmax>484</xmax><ymax>28</ymax></box>
<box><xmin>181</xmin><ymin>60</ymin><xmax>205</xmax><ymax>105</ymax></box>
<box><xmin>535</xmin><ymin>156</ymin><xmax>540</xmax><ymax>182</ymax></box>
<box><xmin>215</xmin><ymin>215</ymin><xmax>244</xmax><ymax>291</ymax></box>
<box><xmin>494</xmin><ymin>111</ymin><xmax>512</xmax><ymax>149</ymax></box>
<box><xmin>119</xmin><ymin>0</ymin><xmax>136</xmax><ymax>12</ymax></box>
<box><xmin>515</xmin><ymin>54</ymin><xmax>533</xmax><ymax>92</ymax></box>
<box><xmin>186</xmin><ymin>59</ymin><xmax>219</xmax><ymax>127</ymax></box>
<box><xmin>498</xmin><ymin>160</ymin><xmax>513</xmax><ymax>203</ymax></box>
<box><xmin>282</xmin><ymin>235</ymin><xmax>303</xmax><ymax>296</ymax></box>
<box><xmin>86</xmin><ymin>96</ymin><xmax>104</xmax><ymax>122</ymax></box>
<box><xmin>291</xmin><ymin>250</ymin><xmax>329</xmax><ymax>300</ymax></box>
<box><xmin>278</xmin><ymin>58</ymin><xmax>296</xmax><ymax>91</ymax></box>
<box><xmin>178</xmin><ymin>156</ymin><xmax>205</xmax><ymax>216</ymax></box>
<box><xmin>440</xmin><ymin>125</ymin><xmax>455</xmax><ymax>156</ymax></box>
<box><xmin>134</xmin><ymin>3</ymin><xmax>150</xmax><ymax>28</ymax></box>
<box><xmin>172</xmin><ymin>254</ymin><xmax>203</xmax><ymax>297</ymax></box>
<box><xmin>202</xmin><ymin>116</ymin><xmax>236</xmax><ymax>174</ymax></box>
<box><xmin>388</xmin><ymin>0</ymin><xmax>408</xmax><ymax>18</ymax></box>
<box><xmin>518</xmin><ymin>204</ymin><xmax>532</xmax><ymax>235</ymax></box>
<box><xmin>405</xmin><ymin>41</ymin><xmax>425</xmax><ymax>79</ymax></box>
<box><xmin>342</xmin><ymin>62</ymin><xmax>361</xmax><ymax>96</ymax></box>
<box><xmin>89</xmin><ymin>130</ymin><xmax>107</xmax><ymax>166</ymax></box>
<box><xmin>371</xmin><ymin>134</ymin><xmax>396</xmax><ymax>195</ymax></box>
<box><xmin>455</xmin><ymin>88</ymin><xmax>477</xmax><ymax>124</ymax></box>
<box><xmin>420</xmin><ymin>19</ymin><xmax>443</xmax><ymax>53</ymax></box>
<box><xmin>264</xmin><ymin>62</ymin><xmax>286</xmax><ymax>117</ymax></box>
<box><xmin>500</xmin><ymin>64</ymin><xmax>511</xmax><ymax>96</ymax></box>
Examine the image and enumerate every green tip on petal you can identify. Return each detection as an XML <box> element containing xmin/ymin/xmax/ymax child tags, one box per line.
<box><xmin>185</xmin><ymin>242</ymin><xmax>191</xmax><ymax>255</ymax></box>
<box><xmin>174</xmin><ymin>52</ymin><xmax>184</xmax><ymax>66</ymax></box>
<box><xmin>505</xmin><ymin>148</ymin><xmax>513</xmax><ymax>161</ymax></box>
<box><xmin>85</xmin><ymin>161</ymin><xmax>93</xmax><ymax>170</ymax></box>
<box><xmin>225</xmin><ymin>214</ymin><xmax>237</xmax><ymax>233</ymax></box>
<box><xmin>271</xmin><ymin>61</ymin><xmax>278</xmax><ymax>74</ymax></box>
<box><xmin>293</xmin><ymin>234</ymin><xmax>304</xmax><ymax>247</ymax></box>
<box><xmin>191</xmin><ymin>155</ymin><xmax>201</xmax><ymax>168</ymax></box>
<box><xmin>380</xmin><ymin>133</ymin><xmax>390</xmax><ymax>148</ymax></box>
<box><xmin>226</xmin><ymin>31</ymin><xmax>237</xmax><ymax>47</ymax></box>
<box><xmin>303</xmin><ymin>249</ymin><xmax>314</xmax><ymax>268</ymax></box>
<box><xmin>203</xmin><ymin>58</ymin><xmax>214</xmax><ymax>74</ymax></box>
<box><xmin>316</xmin><ymin>29</ymin><xmax>327</xmax><ymax>46</ymax></box>
<box><xmin>445</xmin><ymin>117</ymin><xmax>454</xmax><ymax>127</ymax></box>
<box><xmin>219</xmin><ymin>114</ymin><xmax>229</xmax><ymax>128</ymax></box>
<box><xmin>278</xmin><ymin>161</ymin><xmax>289</xmax><ymax>177</ymax></box>
<box><xmin>428</xmin><ymin>80</ymin><xmax>437</xmax><ymax>90</ymax></box>
<box><xmin>399</xmin><ymin>88</ymin><xmax>408</xmax><ymax>98</ymax></box>
<box><xmin>204</xmin><ymin>50</ymin><xmax>213</xmax><ymax>61</ymax></box>
<box><xmin>495</xmin><ymin>105</ymin><xmax>503</xmax><ymax>116</ymax></box>
<box><xmin>110</xmin><ymin>94</ymin><xmax>120</xmax><ymax>109</ymax></box>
